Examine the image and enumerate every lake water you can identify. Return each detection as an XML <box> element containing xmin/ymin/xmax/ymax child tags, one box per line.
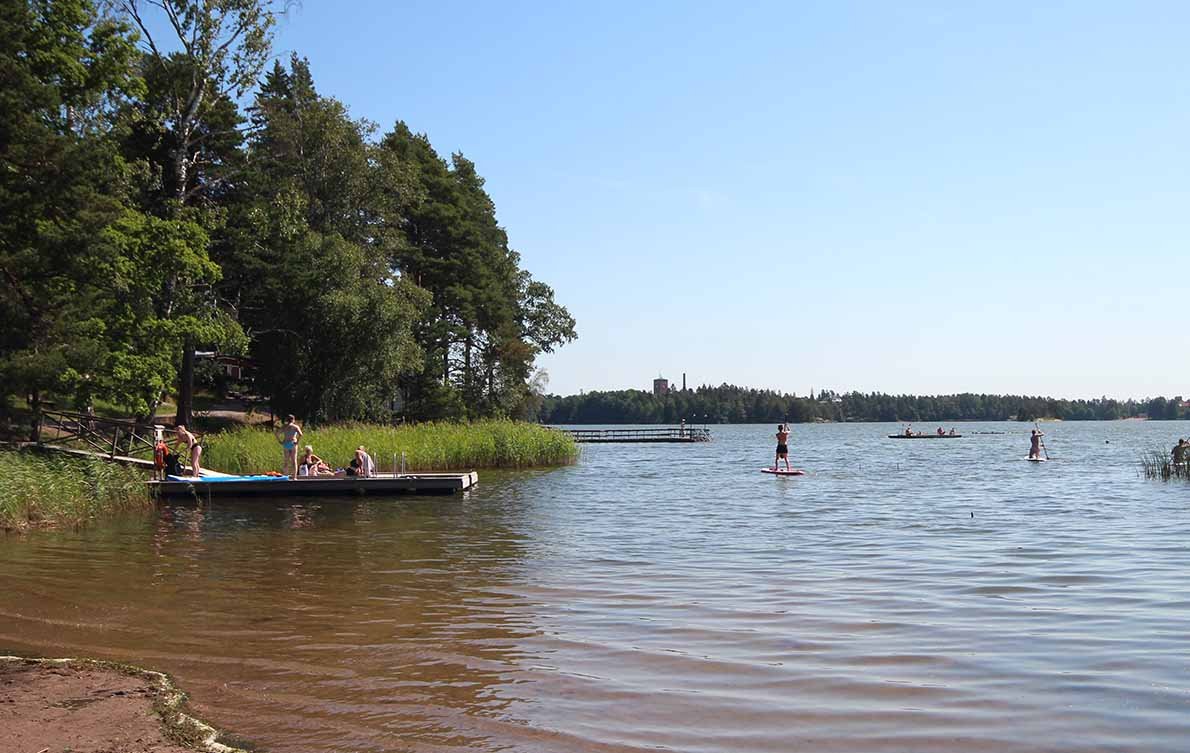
<box><xmin>2</xmin><ymin>421</ymin><xmax>1189</xmax><ymax>752</ymax></box>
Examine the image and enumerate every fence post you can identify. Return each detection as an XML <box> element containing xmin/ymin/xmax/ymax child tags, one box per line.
<box><xmin>30</xmin><ymin>406</ymin><xmax>43</xmax><ymax>444</ymax></box>
<box><xmin>111</xmin><ymin>427</ymin><xmax>120</xmax><ymax>459</ymax></box>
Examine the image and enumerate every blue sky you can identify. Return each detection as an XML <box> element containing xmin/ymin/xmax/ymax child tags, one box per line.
<box><xmin>268</xmin><ymin>1</ymin><xmax>1188</xmax><ymax>399</ymax></box>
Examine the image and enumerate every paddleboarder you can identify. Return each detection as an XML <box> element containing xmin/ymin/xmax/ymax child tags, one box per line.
<box><xmin>774</xmin><ymin>424</ymin><xmax>791</xmax><ymax>471</ymax></box>
<box><xmin>1028</xmin><ymin>428</ymin><xmax>1044</xmax><ymax>460</ymax></box>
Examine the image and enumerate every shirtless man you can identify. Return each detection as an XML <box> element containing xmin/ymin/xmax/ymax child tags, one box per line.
<box><xmin>774</xmin><ymin>424</ymin><xmax>791</xmax><ymax>471</ymax></box>
<box><xmin>276</xmin><ymin>415</ymin><xmax>303</xmax><ymax>476</ymax></box>
<box><xmin>1029</xmin><ymin>428</ymin><xmax>1044</xmax><ymax>459</ymax></box>
<box><xmin>1173</xmin><ymin>438</ymin><xmax>1187</xmax><ymax>466</ymax></box>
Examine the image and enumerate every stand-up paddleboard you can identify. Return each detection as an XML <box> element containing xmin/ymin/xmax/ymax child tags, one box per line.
<box><xmin>761</xmin><ymin>467</ymin><xmax>806</xmax><ymax>476</ymax></box>
<box><xmin>1026</xmin><ymin>457</ymin><xmax>1047</xmax><ymax>462</ymax></box>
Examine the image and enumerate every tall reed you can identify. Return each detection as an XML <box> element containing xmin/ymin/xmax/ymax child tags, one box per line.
<box><xmin>1140</xmin><ymin>449</ymin><xmax>1189</xmax><ymax>481</ymax></box>
<box><xmin>0</xmin><ymin>451</ymin><xmax>150</xmax><ymax>531</ymax></box>
<box><xmin>202</xmin><ymin>420</ymin><xmax>579</xmax><ymax>475</ymax></box>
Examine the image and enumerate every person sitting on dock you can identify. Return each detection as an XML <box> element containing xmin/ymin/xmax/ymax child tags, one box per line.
<box><xmin>1028</xmin><ymin>429</ymin><xmax>1044</xmax><ymax>459</ymax></box>
<box><xmin>356</xmin><ymin>446</ymin><xmax>376</xmax><ymax>477</ymax></box>
<box><xmin>174</xmin><ymin>425</ymin><xmax>202</xmax><ymax>477</ymax></box>
<box><xmin>904</xmin><ymin>425</ymin><xmax>914</xmax><ymax>437</ymax></box>
<box><xmin>937</xmin><ymin>427</ymin><xmax>945</xmax><ymax>436</ymax></box>
<box><xmin>275</xmin><ymin>415</ymin><xmax>303</xmax><ymax>477</ymax></box>
<box><xmin>299</xmin><ymin>446</ymin><xmax>333</xmax><ymax>477</ymax></box>
<box><xmin>773</xmin><ymin>424</ymin><xmax>791</xmax><ymax>471</ymax></box>
<box><xmin>948</xmin><ymin>428</ymin><xmax>957</xmax><ymax>436</ymax></box>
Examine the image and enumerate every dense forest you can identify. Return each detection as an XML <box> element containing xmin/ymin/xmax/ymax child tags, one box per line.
<box><xmin>540</xmin><ymin>386</ymin><xmax>1188</xmax><ymax>424</ymax></box>
<box><xmin>0</xmin><ymin>0</ymin><xmax>574</xmax><ymax>425</ymax></box>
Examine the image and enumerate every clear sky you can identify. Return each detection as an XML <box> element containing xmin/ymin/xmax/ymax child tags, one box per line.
<box><xmin>269</xmin><ymin>1</ymin><xmax>1189</xmax><ymax>399</ymax></box>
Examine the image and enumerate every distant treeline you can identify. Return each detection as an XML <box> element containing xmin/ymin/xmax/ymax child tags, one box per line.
<box><xmin>539</xmin><ymin>386</ymin><xmax>1188</xmax><ymax>424</ymax></box>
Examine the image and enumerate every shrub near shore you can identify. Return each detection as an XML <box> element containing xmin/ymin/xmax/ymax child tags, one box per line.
<box><xmin>203</xmin><ymin>421</ymin><xmax>579</xmax><ymax>475</ymax></box>
<box><xmin>0</xmin><ymin>451</ymin><xmax>150</xmax><ymax>531</ymax></box>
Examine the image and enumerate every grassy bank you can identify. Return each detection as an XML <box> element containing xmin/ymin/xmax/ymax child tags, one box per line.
<box><xmin>203</xmin><ymin>420</ymin><xmax>579</xmax><ymax>475</ymax></box>
<box><xmin>1140</xmin><ymin>449</ymin><xmax>1189</xmax><ymax>481</ymax></box>
<box><xmin>0</xmin><ymin>451</ymin><xmax>151</xmax><ymax>531</ymax></box>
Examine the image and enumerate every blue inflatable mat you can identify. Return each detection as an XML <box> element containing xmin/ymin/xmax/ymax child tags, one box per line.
<box><xmin>166</xmin><ymin>474</ymin><xmax>290</xmax><ymax>483</ymax></box>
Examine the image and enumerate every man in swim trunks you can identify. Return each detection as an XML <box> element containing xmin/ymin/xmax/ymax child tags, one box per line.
<box><xmin>1029</xmin><ymin>428</ymin><xmax>1044</xmax><ymax>459</ymax></box>
<box><xmin>276</xmin><ymin>414</ymin><xmax>303</xmax><ymax>477</ymax></box>
<box><xmin>774</xmin><ymin>424</ymin><xmax>791</xmax><ymax>471</ymax></box>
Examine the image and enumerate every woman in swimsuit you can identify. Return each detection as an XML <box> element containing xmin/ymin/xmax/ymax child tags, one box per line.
<box><xmin>174</xmin><ymin>424</ymin><xmax>202</xmax><ymax>477</ymax></box>
<box><xmin>275</xmin><ymin>415</ymin><xmax>303</xmax><ymax>476</ymax></box>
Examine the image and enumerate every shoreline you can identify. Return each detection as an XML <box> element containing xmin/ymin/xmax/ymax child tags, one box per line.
<box><xmin>0</xmin><ymin>656</ymin><xmax>250</xmax><ymax>753</ymax></box>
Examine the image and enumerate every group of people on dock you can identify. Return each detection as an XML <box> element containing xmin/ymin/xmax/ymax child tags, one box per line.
<box><xmin>277</xmin><ymin>415</ymin><xmax>375</xmax><ymax>479</ymax></box>
<box><xmin>154</xmin><ymin>415</ymin><xmax>376</xmax><ymax>480</ymax></box>
<box><xmin>152</xmin><ymin>425</ymin><xmax>202</xmax><ymax>480</ymax></box>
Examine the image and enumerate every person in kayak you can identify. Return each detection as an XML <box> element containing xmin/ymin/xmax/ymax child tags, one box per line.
<box><xmin>774</xmin><ymin>424</ymin><xmax>791</xmax><ymax>471</ymax></box>
<box><xmin>1029</xmin><ymin>429</ymin><xmax>1044</xmax><ymax>459</ymax></box>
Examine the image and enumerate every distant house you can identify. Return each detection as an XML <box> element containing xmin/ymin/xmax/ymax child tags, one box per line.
<box><xmin>213</xmin><ymin>355</ymin><xmax>255</xmax><ymax>382</ymax></box>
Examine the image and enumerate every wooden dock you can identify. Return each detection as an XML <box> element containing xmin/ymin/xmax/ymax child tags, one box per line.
<box><xmin>149</xmin><ymin>472</ymin><xmax>478</xmax><ymax>498</ymax></box>
<box><xmin>18</xmin><ymin>442</ymin><xmax>157</xmax><ymax>469</ymax></box>
<box><xmin>559</xmin><ymin>427</ymin><xmax>711</xmax><ymax>444</ymax></box>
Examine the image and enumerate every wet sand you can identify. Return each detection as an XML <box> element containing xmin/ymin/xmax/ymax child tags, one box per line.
<box><xmin>0</xmin><ymin>657</ymin><xmax>247</xmax><ymax>753</ymax></box>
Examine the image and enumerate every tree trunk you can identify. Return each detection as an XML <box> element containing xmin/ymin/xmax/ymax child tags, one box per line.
<box><xmin>176</xmin><ymin>341</ymin><xmax>194</xmax><ymax>428</ymax></box>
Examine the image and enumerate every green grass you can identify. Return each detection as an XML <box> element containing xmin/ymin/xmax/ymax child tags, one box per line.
<box><xmin>1140</xmin><ymin>449</ymin><xmax>1189</xmax><ymax>481</ymax></box>
<box><xmin>203</xmin><ymin>420</ymin><xmax>579</xmax><ymax>474</ymax></box>
<box><xmin>0</xmin><ymin>451</ymin><xmax>151</xmax><ymax>531</ymax></box>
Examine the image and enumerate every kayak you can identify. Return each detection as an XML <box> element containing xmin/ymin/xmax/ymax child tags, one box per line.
<box><xmin>761</xmin><ymin>467</ymin><xmax>806</xmax><ymax>476</ymax></box>
<box><xmin>888</xmin><ymin>434</ymin><xmax>962</xmax><ymax>439</ymax></box>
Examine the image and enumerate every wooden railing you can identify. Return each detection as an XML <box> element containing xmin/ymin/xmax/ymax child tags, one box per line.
<box><xmin>32</xmin><ymin>409</ymin><xmax>164</xmax><ymax>461</ymax></box>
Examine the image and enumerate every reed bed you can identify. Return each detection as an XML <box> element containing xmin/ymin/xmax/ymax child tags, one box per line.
<box><xmin>1140</xmin><ymin>449</ymin><xmax>1189</xmax><ymax>481</ymax></box>
<box><xmin>0</xmin><ymin>451</ymin><xmax>151</xmax><ymax>531</ymax></box>
<box><xmin>202</xmin><ymin>420</ymin><xmax>579</xmax><ymax>475</ymax></box>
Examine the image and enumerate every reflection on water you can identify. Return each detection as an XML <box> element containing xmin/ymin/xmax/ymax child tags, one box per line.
<box><xmin>2</xmin><ymin>422</ymin><xmax>1190</xmax><ymax>752</ymax></box>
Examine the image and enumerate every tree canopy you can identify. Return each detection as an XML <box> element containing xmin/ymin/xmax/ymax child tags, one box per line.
<box><xmin>0</xmin><ymin>0</ymin><xmax>574</xmax><ymax>424</ymax></box>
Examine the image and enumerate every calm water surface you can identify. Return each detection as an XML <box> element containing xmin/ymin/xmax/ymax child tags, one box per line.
<box><xmin>2</xmin><ymin>421</ymin><xmax>1189</xmax><ymax>752</ymax></box>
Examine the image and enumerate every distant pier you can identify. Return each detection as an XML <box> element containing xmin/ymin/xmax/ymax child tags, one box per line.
<box><xmin>558</xmin><ymin>427</ymin><xmax>711</xmax><ymax>444</ymax></box>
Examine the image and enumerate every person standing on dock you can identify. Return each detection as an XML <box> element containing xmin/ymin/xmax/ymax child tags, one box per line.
<box><xmin>774</xmin><ymin>424</ymin><xmax>791</xmax><ymax>471</ymax></box>
<box><xmin>1028</xmin><ymin>428</ymin><xmax>1044</xmax><ymax>459</ymax></box>
<box><xmin>174</xmin><ymin>425</ymin><xmax>202</xmax><ymax>477</ymax></box>
<box><xmin>276</xmin><ymin>415</ymin><xmax>303</xmax><ymax>477</ymax></box>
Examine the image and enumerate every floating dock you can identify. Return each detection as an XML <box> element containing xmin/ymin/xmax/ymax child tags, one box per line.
<box><xmin>559</xmin><ymin>427</ymin><xmax>711</xmax><ymax>444</ymax></box>
<box><xmin>149</xmin><ymin>472</ymin><xmax>478</xmax><ymax>498</ymax></box>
